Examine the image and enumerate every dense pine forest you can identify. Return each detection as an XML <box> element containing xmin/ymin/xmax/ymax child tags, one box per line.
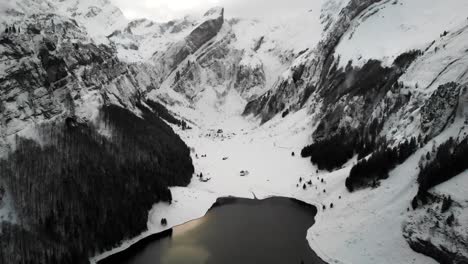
<box><xmin>145</xmin><ymin>100</ymin><xmax>190</xmax><ymax>129</ymax></box>
<box><xmin>345</xmin><ymin>138</ymin><xmax>419</xmax><ymax>191</ymax></box>
<box><xmin>0</xmin><ymin>104</ymin><xmax>194</xmax><ymax>264</ymax></box>
<box><xmin>413</xmin><ymin>137</ymin><xmax>468</xmax><ymax>207</ymax></box>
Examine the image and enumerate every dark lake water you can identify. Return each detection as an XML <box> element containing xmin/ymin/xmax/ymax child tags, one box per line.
<box><xmin>100</xmin><ymin>197</ymin><xmax>325</xmax><ymax>264</ymax></box>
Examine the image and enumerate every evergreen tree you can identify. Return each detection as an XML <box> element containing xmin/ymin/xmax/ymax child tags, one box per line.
<box><xmin>0</xmin><ymin>104</ymin><xmax>194</xmax><ymax>264</ymax></box>
<box><xmin>346</xmin><ymin>138</ymin><xmax>418</xmax><ymax>192</ymax></box>
<box><xmin>417</xmin><ymin>137</ymin><xmax>468</xmax><ymax>192</ymax></box>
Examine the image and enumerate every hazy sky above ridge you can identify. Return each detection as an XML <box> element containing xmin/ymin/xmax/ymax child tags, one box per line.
<box><xmin>110</xmin><ymin>0</ymin><xmax>316</xmax><ymax>22</ymax></box>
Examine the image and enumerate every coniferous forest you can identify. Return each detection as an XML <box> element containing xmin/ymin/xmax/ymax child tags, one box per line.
<box><xmin>300</xmin><ymin>129</ymin><xmax>380</xmax><ymax>172</ymax></box>
<box><xmin>413</xmin><ymin>137</ymin><xmax>468</xmax><ymax>207</ymax></box>
<box><xmin>345</xmin><ymin>138</ymin><xmax>418</xmax><ymax>192</ymax></box>
<box><xmin>300</xmin><ymin>50</ymin><xmax>422</xmax><ymax>173</ymax></box>
<box><xmin>300</xmin><ymin>130</ymin><xmax>358</xmax><ymax>171</ymax></box>
<box><xmin>0</xmin><ymin>104</ymin><xmax>194</xmax><ymax>264</ymax></box>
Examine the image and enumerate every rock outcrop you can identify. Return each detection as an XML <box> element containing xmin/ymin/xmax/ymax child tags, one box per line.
<box><xmin>243</xmin><ymin>0</ymin><xmax>384</xmax><ymax>122</ymax></box>
<box><xmin>152</xmin><ymin>7</ymin><xmax>225</xmax><ymax>75</ymax></box>
<box><xmin>0</xmin><ymin>11</ymin><xmax>194</xmax><ymax>264</ymax></box>
<box><xmin>0</xmin><ymin>14</ymin><xmax>159</xmax><ymax>142</ymax></box>
<box><xmin>403</xmin><ymin>194</ymin><xmax>468</xmax><ymax>264</ymax></box>
<box><xmin>421</xmin><ymin>82</ymin><xmax>461</xmax><ymax>138</ymax></box>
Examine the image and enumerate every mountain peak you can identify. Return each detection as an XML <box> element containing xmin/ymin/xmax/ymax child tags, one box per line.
<box><xmin>203</xmin><ymin>7</ymin><xmax>224</xmax><ymax>19</ymax></box>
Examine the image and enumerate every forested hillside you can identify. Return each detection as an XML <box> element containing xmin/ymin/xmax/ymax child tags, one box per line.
<box><xmin>0</xmin><ymin>105</ymin><xmax>194</xmax><ymax>264</ymax></box>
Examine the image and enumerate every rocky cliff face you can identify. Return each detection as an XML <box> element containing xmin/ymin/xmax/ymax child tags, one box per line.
<box><xmin>0</xmin><ymin>13</ymin><xmax>160</xmax><ymax>147</ymax></box>
<box><xmin>244</xmin><ymin>0</ymin><xmax>468</xmax><ymax>151</ymax></box>
<box><xmin>0</xmin><ymin>8</ymin><xmax>193</xmax><ymax>264</ymax></box>
<box><xmin>421</xmin><ymin>82</ymin><xmax>461</xmax><ymax>139</ymax></box>
<box><xmin>243</xmin><ymin>0</ymin><xmax>384</xmax><ymax>122</ymax></box>
<box><xmin>404</xmin><ymin>192</ymin><xmax>468</xmax><ymax>264</ymax></box>
<box><xmin>1</xmin><ymin>0</ymin><xmax>468</xmax><ymax>263</ymax></box>
<box><xmin>152</xmin><ymin>7</ymin><xmax>225</xmax><ymax>76</ymax></box>
<box><xmin>1</xmin><ymin>0</ymin><xmax>128</xmax><ymax>38</ymax></box>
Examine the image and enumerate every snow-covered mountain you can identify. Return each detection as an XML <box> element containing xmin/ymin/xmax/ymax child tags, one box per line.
<box><xmin>1</xmin><ymin>0</ymin><xmax>468</xmax><ymax>263</ymax></box>
<box><xmin>1</xmin><ymin>0</ymin><xmax>127</xmax><ymax>42</ymax></box>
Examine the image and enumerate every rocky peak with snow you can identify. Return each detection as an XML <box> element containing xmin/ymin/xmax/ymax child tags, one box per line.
<box><xmin>0</xmin><ymin>0</ymin><xmax>128</xmax><ymax>40</ymax></box>
<box><xmin>0</xmin><ymin>12</ymin><xmax>158</xmax><ymax>153</ymax></box>
<box><xmin>1</xmin><ymin>0</ymin><xmax>468</xmax><ymax>263</ymax></box>
<box><xmin>153</xmin><ymin>6</ymin><xmax>225</xmax><ymax>73</ymax></box>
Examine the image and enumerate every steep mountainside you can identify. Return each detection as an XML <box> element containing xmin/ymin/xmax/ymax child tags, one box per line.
<box><xmin>0</xmin><ymin>4</ymin><xmax>193</xmax><ymax>264</ymax></box>
<box><xmin>1</xmin><ymin>0</ymin><xmax>127</xmax><ymax>40</ymax></box>
<box><xmin>0</xmin><ymin>0</ymin><xmax>468</xmax><ymax>263</ymax></box>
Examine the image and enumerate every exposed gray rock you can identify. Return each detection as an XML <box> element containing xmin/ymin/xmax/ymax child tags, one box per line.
<box><xmin>421</xmin><ymin>82</ymin><xmax>461</xmax><ymax>138</ymax></box>
<box><xmin>154</xmin><ymin>7</ymin><xmax>224</xmax><ymax>74</ymax></box>
<box><xmin>0</xmin><ymin>14</ymin><xmax>159</xmax><ymax>140</ymax></box>
<box><xmin>403</xmin><ymin>194</ymin><xmax>468</xmax><ymax>264</ymax></box>
<box><xmin>235</xmin><ymin>57</ymin><xmax>266</xmax><ymax>99</ymax></box>
<box><xmin>243</xmin><ymin>0</ymin><xmax>384</xmax><ymax>122</ymax></box>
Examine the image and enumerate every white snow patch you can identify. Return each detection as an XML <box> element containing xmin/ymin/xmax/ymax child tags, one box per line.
<box><xmin>335</xmin><ymin>0</ymin><xmax>468</xmax><ymax>67</ymax></box>
<box><xmin>90</xmin><ymin>104</ymin><xmax>462</xmax><ymax>264</ymax></box>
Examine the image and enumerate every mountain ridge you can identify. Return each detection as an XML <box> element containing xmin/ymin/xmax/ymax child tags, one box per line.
<box><xmin>0</xmin><ymin>0</ymin><xmax>467</xmax><ymax>263</ymax></box>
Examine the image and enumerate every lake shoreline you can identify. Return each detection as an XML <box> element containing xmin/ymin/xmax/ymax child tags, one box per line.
<box><xmin>97</xmin><ymin>196</ymin><xmax>324</xmax><ymax>264</ymax></box>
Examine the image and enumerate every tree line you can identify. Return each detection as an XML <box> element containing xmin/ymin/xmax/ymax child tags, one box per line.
<box><xmin>412</xmin><ymin>137</ymin><xmax>468</xmax><ymax>208</ymax></box>
<box><xmin>346</xmin><ymin>137</ymin><xmax>418</xmax><ymax>192</ymax></box>
<box><xmin>301</xmin><ymin>127</ymin><xmax>382</xmax><ymax>172</ymax></box>
<box><xmin>301</xmin><ymin>49</ymin><xmax>423</xmax><ymax>172</ymax></box>
<box><xmin>301</xmin><ymin>129</ymin><xmax>357</xmax><ymax>171</ymax></box>
<box><xmin>4</xmin><ymin>24</ymin><xmax>20</xmax><ymax>34</ymax></box>
<box><xmin>0</xmin><ymin>104</ymin><xmax>194</xmax><ymax>264</ymax></box>
<box><xmin>145</xmin><ymin>99</ymin><xmax>190</xmax><ymax>130</ymax></box>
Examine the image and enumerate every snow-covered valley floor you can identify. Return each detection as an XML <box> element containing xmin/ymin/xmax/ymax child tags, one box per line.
<box><xmin>90</xmin><ymin>106</ymin><xmax>463</xmax><ymax>264</ymax></box>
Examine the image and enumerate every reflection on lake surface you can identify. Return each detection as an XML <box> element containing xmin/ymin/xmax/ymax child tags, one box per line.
<box><xmin>100</xmin><ymin>197</ymin><xmax>325</xmax><ymax>264</ymax></box>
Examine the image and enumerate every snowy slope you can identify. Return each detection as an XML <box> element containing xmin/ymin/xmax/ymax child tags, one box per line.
<box><xmin>108</xmin><ymin>16</ymin><xmax>196</xmax><ymax>62</ymax></box>
<box><xmin>2</xmin><ymin>0</ymin><xmax>468</xmax><ymax>263</ymax></box>
<box><xmin>110</xmin><ymin>0</ymin><xmax>329</xmax><ymax>108</ymax></box>
<box><xmin>0</xmin><ymin>0</ymin><xmax>56</xmax><ymax>24</ymax></box>
<box><xmin>335</xmin><ymin>0</ymin><xmax>468</xmax><ymax>67</ymax></box>
<box><xmin>93</xmin><ymin>103</ymin><xmax>466</xmax><ymax>264</ymax></box>
<box><xmin>51</xmin><ymin>0</ymin><xmax>128</xmax><ymax>38</ymax></box>
<box><xmin>400</xmin><ymin>22</ymin><xmax>468</xmax><ymax>91</ymax></box>
<box><xmin>375</xmin><ymin>20</ymin><xmax>468</xmax><ymax>145</ymax></box>
<box><xmin>0</xmin><ymin>0</ymin><xmax>128</xmax><ymax>42</ymax></box>
<box><xmin>98</xmin><ymin>1</ymin><xmax>468</xmax><ymax>263</ymax></box>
